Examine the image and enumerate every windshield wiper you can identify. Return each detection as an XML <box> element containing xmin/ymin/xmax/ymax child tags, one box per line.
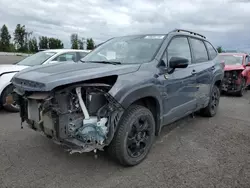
<box><xmin>80</xmin><ymin>60</ymin><xmax>121</xmax><ymax>65</ymax></box>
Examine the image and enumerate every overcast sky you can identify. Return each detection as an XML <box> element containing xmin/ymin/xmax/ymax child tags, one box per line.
<box><xmin>0</xmin><ymin>0</ymin><xmax>250</xmax><ymax>50</ymax></box>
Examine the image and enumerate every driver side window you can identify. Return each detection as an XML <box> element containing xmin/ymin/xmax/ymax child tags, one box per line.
<box><xmin>53</xmin><ymin>52</ymin><xmax>77</xmax><ymax>62</ymax></box>
<box><xmin>167</xmin><ymin>37</ymin><xmax>192</xmax><ymax>64</ymax></box>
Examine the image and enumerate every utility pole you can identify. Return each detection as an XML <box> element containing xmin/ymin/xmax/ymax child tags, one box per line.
<box><xmin>82</xmin><ymin>37</ymin><xmax>86</xmax><ymax>49</ymax></box>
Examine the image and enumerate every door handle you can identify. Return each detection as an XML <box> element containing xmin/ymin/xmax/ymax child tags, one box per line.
<box><xmin>191</xmin><ymin>70</ymin><xmax>196</xmax><ymax>75</ymax></box>
<box><xmin>211</xmin><ymin>66</ymin><xmax>215</xmax><ymax>70</ymax></box>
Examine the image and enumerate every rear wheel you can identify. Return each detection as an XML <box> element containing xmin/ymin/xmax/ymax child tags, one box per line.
<box><xmin>1</xmin><ymin>85</ymin><xmax>19</xmax><ymax>112</ymax></box>
<box><xmin>200</xmin><ymin>85</ymin><xmax>220</xmax><ymax>117</ymax></box>
<box><xmin>108</xmin><ymin>105</ymin><xmax>155</xmax><ymax>166</ymax></box>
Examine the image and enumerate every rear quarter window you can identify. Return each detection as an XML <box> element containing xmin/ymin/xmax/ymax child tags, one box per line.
<box><xmin>204</xmin><ymin>41</ymin><xmax>217</xmax><ymax>60</ymax></box>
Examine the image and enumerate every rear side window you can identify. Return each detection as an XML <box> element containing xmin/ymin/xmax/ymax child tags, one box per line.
<box><xmin>167</xmin><ymin>37</ymin><xmax>191</xmax><ymax>64</ymax></box>
<box><xmin>204</xmin><ymin>41</ymin><xmax>217</xmax><ymax>59</ymax></box>
<box><xmin>54</xmin><ymin>52</ymin><xmax>77</xmax><ymax>62</ymax></box>
<box><xmin>190</xmin><ymin>38</ymin><xmax>208</xmax><ymax>63</ymax></box>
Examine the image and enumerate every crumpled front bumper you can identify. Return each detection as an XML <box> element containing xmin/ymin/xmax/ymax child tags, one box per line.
<box><xmin>221</xmin><ymin>76</ymin><xmax>241</xmax><ymax>92</ymax></box>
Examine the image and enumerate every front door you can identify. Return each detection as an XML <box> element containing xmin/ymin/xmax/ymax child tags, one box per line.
<box><xmin>159</xmin><ymin>36</ymin><xmax>197</xmax><ymax>125</ymax></box>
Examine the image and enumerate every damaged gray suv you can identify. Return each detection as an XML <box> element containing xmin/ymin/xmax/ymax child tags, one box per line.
<box><xmin>11</xmin><ymin>29</ymin><xmax>224</xmax><ymax>166</ymax></box>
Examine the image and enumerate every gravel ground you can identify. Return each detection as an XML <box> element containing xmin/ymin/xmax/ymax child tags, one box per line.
<box><xmin>0</xmin><ymin>56</ymin><xmax>250</xmax><ymax>188</ymax></box>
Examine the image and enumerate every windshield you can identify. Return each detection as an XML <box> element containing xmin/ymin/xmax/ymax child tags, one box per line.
<box><xmin>81</xmin><ymin>35</ymin><xmax>165</xmax><ymax>64</ymax></box>
<box><xmin>218</xmin><ymin>54</ymin><xmax>243</xmax><ymax>65</ymax></box>
<box><xmin>16</xmin><ymin>51</ymin><xmax>56</xmax><ymax>66</ymax></box>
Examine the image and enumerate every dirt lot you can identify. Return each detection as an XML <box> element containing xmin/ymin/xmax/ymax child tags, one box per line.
<box><xmin>0</xmin><ymin>56</ymin><xmax>250</xmax><ymax>188</ymax></box>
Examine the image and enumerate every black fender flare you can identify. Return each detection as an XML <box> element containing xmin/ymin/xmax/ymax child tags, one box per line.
<box><xmin>211</xmin><ymin>72</ymin><xmax>223</xmax><ymax>93</ymax></box>
<box><xmin>117</xmin><ymin>84</ymin><xmax>163</xmax><ymax>135</ymax></box>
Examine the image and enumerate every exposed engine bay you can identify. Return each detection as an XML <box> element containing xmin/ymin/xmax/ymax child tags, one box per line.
<box><xmin>221</xmin><ymin>70</ymin><xmax>243</xmax><ymax>92</ymax></box>
<box><xmin>15</xmin><ymin>83</ymin><xmax>123</xmax><ymax>154</ymax></box>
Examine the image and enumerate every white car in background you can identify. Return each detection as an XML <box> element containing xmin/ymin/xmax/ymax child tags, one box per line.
<box><xmin>0</xmin><ymin>49</ymin><xmax>91</xmax><ymax>112</ymax></box>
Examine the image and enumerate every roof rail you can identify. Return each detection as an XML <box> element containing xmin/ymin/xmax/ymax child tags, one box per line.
<box><xmin>170</xmin><ymin>29</ymin><xmax>206</xmax><ymax>39</ymax></box>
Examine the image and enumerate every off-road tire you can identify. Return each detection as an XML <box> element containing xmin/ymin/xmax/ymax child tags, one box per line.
<box><xmin>200</xmin><ymin>85</ymin><xmax>220</xmax><ymax>117</ymax></box>
<box><xmin>1</xmin><ymin>85</ymin><xmax>19</xmax><ymax>112</ymax></box>
<box><xmin>108</xmin><ymin>105</ymin><xmax>155</xmax><ymax>166</ymax></box>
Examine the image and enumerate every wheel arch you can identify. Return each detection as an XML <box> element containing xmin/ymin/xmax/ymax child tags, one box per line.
<box><xmin>211</xmin><ymin>73</ymin><xmax>223</xmax><ymax>92</ymax></box>
<box><xmin>118</xmin><ymin>85</ymin><xmax>163</xmax><ymax>136</ymax></box>
<box><xmin>0</xmin><ymin>72</ymin><xmax>17</xmax><ymax>98</ymax></box>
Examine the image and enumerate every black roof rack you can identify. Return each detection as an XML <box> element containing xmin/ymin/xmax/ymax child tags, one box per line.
<box><xmin>170</xmin><ymin>29</ymin><xmax>206</xmax><ymax>39</ymax></box>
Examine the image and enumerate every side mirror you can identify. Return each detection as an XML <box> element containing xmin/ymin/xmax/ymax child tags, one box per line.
<box><xmin>169</xmin><ymin>57</ymin><xmax>189</xmax><ymax>69</ymax></box>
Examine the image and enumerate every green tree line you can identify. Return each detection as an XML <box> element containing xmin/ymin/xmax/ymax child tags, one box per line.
<box><xmin>70</xmin><ymin>33</ymin><xmax>95</xmax><ymax>50</ymax></box>
<box><xmin>216</xmin><ymin>46</ymin><xmax>225</xmax><ymax>53</ymax></box>
<box><xmin>0</xmin><ymin>24</ymin><xmax>96</xmax><ymax>53</ymax></box>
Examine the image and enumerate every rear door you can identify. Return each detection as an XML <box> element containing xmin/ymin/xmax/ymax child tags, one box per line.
<box><xmin>189</xmin><ymin>38</ymin><xmax>214</xmax><ymax>108</ymax></box>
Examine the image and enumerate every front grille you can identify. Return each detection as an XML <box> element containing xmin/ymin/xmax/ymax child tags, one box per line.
<box><xmin>224</xmin><ymin>71</ymin><xmax>238</xmax><ymax>80</ymax></box>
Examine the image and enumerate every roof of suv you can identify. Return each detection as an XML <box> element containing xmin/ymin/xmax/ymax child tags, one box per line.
<box><xmin>106</xmin><ymin>29</ymin><xmax>208</xmax><ymax>42</ymax></box>
<box><xmin>166</xmin><ymin>29</ymin><xmax>211</xmax><ymax>43</ymax></box>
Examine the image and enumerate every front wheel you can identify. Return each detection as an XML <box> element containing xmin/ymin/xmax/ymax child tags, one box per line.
<box><xmin>108</xmin><ymin>105</ymin><xmax>155</xmax><ymax>166</ymax></box>
<box><xmin>200</xmin><ymin>85</ymin><xmax>220</xmax><ymax>117</ymax></box>
<box><xmin>1</xmin><ymin>85</ymin><xmax>19</xmax><ymax>112</ymax></box>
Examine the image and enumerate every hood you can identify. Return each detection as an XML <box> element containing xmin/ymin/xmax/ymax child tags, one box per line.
<box><xmin>0</xmin><ymin>64</ymin><xmax>28</xmax><ymax>75</ymax></box>
<box><xmin>224</xmin><ymin>64</ymin><xmax>245</xmax><ymax>71</ymax></box>
<box><xmin>12</xmin><ymin>62</ymin><xmax>140</xmax><ymax>91</ymax></box>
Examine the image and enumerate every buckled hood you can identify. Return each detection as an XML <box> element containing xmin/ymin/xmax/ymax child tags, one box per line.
<box><xmin>11</xmin><ymin>62</ymin><xmax>140</xmax><ymax>91</ymax></box>
<box><xmin>224</xmin><ymin>64</ymin><xmax>245</xmax><ymax>71</ymax></box>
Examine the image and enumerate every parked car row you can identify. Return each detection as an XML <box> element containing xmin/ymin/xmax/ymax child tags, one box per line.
<box><xmin>0</xmin><ymin>29</ymin><xmax>248</xmax><ymax>166</ymax></box>
<box><xmin>0</xmin><ymin>49</ymin><xmax>91</xmax><ymax>112</ymax></box>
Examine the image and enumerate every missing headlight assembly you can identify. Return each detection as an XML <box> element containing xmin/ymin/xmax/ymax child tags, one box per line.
<box><xmin>17</xmin><ymin>83</ymin><xmax>124</xmax><ymax>154</ymax></box>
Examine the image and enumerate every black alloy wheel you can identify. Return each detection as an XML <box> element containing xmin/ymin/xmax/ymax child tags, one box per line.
<box><xmin>200</xmin><ymin>85</ymin><xmax>220</xmax><ymax>117</ymax></box>
<box><xmin>127</xmin><ymin>115</ymin><xmax>152</xmax><ymax>158</ymax></box>
<box><xmin>108</xmin><ymin>105</ymin><xmax>155</xmax><ymax>166</ymax></box>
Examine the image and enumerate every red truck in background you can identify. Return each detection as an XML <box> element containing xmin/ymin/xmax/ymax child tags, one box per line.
<box><xmin>219</xmin><ymin>53</ymin><xmax>250</xmax><ymax>96</ymax></box>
